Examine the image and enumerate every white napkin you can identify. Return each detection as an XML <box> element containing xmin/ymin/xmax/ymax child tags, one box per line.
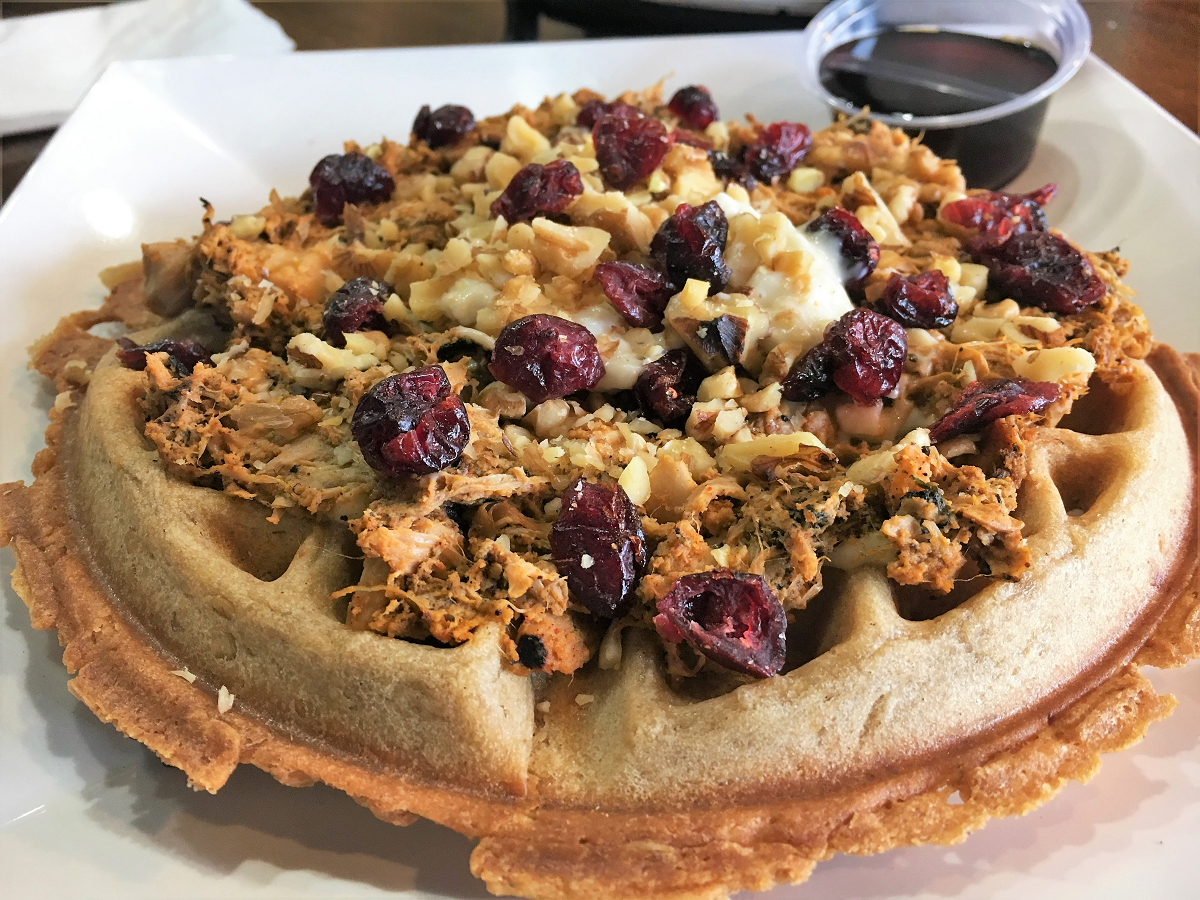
<box><xmin>0</xmin><ymin>0</ymin><xmax>295</xmax><ymax>136</ymax></box>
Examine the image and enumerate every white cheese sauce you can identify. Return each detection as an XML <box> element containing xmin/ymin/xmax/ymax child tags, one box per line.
<box><xmin>569</xmin><ymin>302</ymin><xmax>671</xmax><ymax>391</ymax></box>
<box><xmin>714</xmin><ymin>192</ymin><xmax>854</xmax><ymax>356</ymax></box>
<box><xmin>748</xmin><ymin>227</ymin><xmax>852</xmax><ymax>355</ymax></box>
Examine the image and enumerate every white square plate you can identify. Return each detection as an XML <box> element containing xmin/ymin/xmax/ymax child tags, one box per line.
<box><xmin>2</xmin><ymin>32</ymin><xmax>1198</xmax><ymax>900</ymax></box>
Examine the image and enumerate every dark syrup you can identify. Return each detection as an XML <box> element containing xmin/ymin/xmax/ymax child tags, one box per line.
<box><xmin>819</xmin><ymin>29</ymin><xmax>1059</xmax><ymax>188</ymax></box>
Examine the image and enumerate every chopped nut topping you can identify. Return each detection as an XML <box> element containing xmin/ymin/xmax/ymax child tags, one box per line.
<box><xmin>120</xmin><ymin>88</ymin><xmax>1150</xmax><ymax>679</ymax></box>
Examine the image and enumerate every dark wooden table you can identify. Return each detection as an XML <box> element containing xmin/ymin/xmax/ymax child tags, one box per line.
<box><xmin>2</xmin><ymin>0</ymin><xmax>1197</xmax><ymax>205</ymax></box>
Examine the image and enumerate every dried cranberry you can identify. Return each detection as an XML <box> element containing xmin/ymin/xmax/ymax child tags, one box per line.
<box><xmin>116</xmin><ymin>337</ymin><xmax>211</xmax><ymax>377</ymax></box>
<box><xmin>309</xmin><ymin>153</ymin><xmax>395</xmax><ymax>226</ymax></box>
<box><xmin>929</xmin><ymin>378</ymin><xmax>1060</xmax><ymax>443</ymax></box>
<box><xmin>782</xmin><ymin>309</ymin><xmax>906</xmax><ymax>404</ymax></box>
<box><xmin>594</xmin><ymin>261</ymin><xmax>675</xmax><ymax>330</ymax></box>
<box><xmin>576</xmin><ymin>100</ymin><xmax>607</xmax><ymax>129</ymax></box>
<box><xmin>685</xmin><ymin>199</ymin><xmax>728</xmax><ymax>244</ymax></box>
<box><xmin>941</xmin><ymin>183</ymin><xmax>1056</xmax><ymax>243</ymax></box>
<box><xmin>576</xmin><ymin>99</ymin><xmax>639</xmax><ymax>129</ymax></box>
<box><xmin>650</xmin><ymin>200</ymin><xmax>731</xmax><ymax>293</ymax></box>
<box><xmin>806</xmin><ymin>207</ymin><xmax>880</xmax><ymax>292</ymax></box>
<box><xmin>667</xmin><ymin>85</ymin><xmax>718</xmax><ymax>131</ymax></box>
<box><xmin>1022</xmin><ymin>184</ymin><xmax>1058</xmax><ymax>206</ymax></box>
<box><xmin>708</xmin><ymin>149</ymin><xmax>756</xmax><ymax>191</ymax></box>
<box><xmin>878</xmin><ymin>270</ymin><xmax>958</xmax><ymax>329</ymax></box>
<box><xmin>550</xmin><ymin>478</ymin><xmax>647</xmax><ymax>619</ymax></box>
<box><xmin>827</xmin><ymin>308</ymin><xmax>907</xmax><ymax>403</ymax></box>
<box><xmin>653</xmin><ymin>569</ymin><xmax>785</xmax><ymax>678</ymax></box>
<box><xmin>489</xmin><ymin>159</ymin><xmax>584</xmax><ymax>224</ymax></box>
<box><xmin>633</xmin><ymin>348</ymin><xmax>706</xmax><ymax>425</ymax></box>
<box><xmin>742</xmin><ymin>122</ymin><xmax>812</xmax><ymax>182</ymax></box>
<box><xmin>488</xmin><ymin>314</ymin><xmax>605</xmax><ymax>404</ymax></box>
<box><xmin>779</xmin><ymin>341</ymin><xmax>835</xmax><ymax>402</ymax></box>
<box><xmin>412</xmin><ymin>104</ymin><xmax>475</xmax><ymax>149</ymax></box>
<box><xmin>322</xmin><ymin>277</ymin><xmax>393</xmax><ymax>347</ymax></box>
<box><xmin>593</xmin><ymin>108</ymin><xmax>673</xmax><ymax>190</ymax></box>
<box><xmin>350</xmin><ymin>367</ymin><xmax>470</xmax><ymax>477</ymax></box>
<box><xmin>973</xmin><ymin>231</ymin><xmax>1105</xmax><ymax>315</ymax></box>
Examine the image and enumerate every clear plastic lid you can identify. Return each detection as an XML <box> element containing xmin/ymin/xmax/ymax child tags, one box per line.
<box><xmin>801</xmin><ymin>0</ymin><xmax>1093</xmax><ymax>129</ymax></box>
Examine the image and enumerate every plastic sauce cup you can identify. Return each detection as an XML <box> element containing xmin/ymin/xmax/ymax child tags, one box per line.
<box><xmin>801</xmin><ymin>0</ymin><xmax>1092</xmax><ymax>188</ymax></box>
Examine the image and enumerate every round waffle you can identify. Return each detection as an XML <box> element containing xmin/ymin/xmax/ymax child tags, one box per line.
<box><xmin>3</xmin><ymin>88</ymin><xmax>1199</xmax><ymax>900</ymax></box>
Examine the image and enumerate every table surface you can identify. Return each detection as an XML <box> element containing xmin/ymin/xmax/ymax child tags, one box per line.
<box><xmin>1</xmin><ymin>0</ymin><xmax>1197</xmax><ymax>206</ymax></box>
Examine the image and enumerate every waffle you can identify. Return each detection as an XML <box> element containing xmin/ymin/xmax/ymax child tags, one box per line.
<box><xmin>3</xmin><ymin>86</ymin><xmax>1198</xmax><ymax>899</ymax></box>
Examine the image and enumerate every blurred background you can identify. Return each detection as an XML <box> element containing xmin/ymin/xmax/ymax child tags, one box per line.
<box><xmin>1</xmin><ymin>0</ymin><xmax>1197</xmax><ymax>205</ymax></box>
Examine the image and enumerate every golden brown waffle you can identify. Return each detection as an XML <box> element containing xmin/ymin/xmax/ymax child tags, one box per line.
<box><xmin>3</xmin><ymin>89</ymin><xmax>1199</xmax><ymax>899</ymax></box>
<box><xmin>3</xmin><ymin>332</ymin><xmax>1196</xmax><ymax>899</ymax></box>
